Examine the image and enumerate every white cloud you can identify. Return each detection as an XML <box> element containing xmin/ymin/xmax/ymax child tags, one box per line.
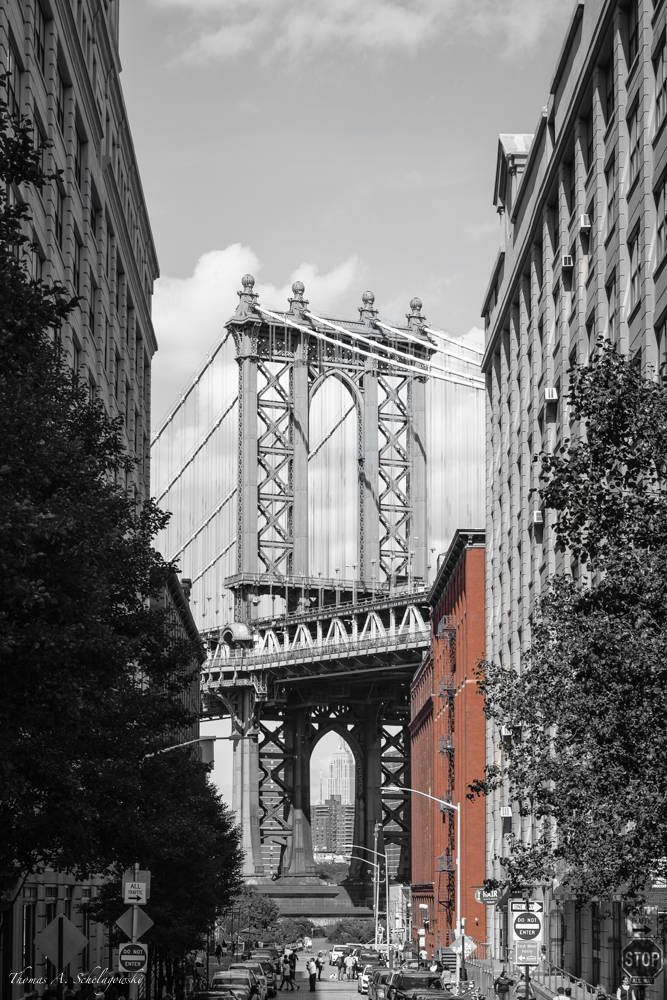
<box><xmin>148</xmin><ymin>0</ymin><xmax>570</xmax><ymax>63</ymax></box>
<box><xmin>150</xmin><ymin>244</ymin><xmax>364</xmax><ymax>427</ymax></box>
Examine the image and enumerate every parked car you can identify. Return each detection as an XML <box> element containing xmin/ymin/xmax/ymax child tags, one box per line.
<box><xmin>386</xmin><ymin>970</ymin><xmax>445</xmax><ymax>1000</ymax></box>
<box><xmin>210</xmin><ymin>970</ymin><xmax>259</xmax><ymax>1000</ymax></box>
<box><xmin>230</xmin><ymin>963</ymin><xmax>268</xmax><ymax>1000</ymax></box>
<box><xmin>358</xmin><ymin>965</ymin><xmax>378</xmax><ymax>995</ymax></box>
<box><xmin>369</xmin><ymin>969</ymin><xmax>394</xmax><ymax>1000</ymax></box>
<box><xmin>249</xmin><ymin>958</ymin><xmax>277</xmax><ymax>997</ymax></box>
<box><xmin>192</xmin><ymin>990</ymin><xmax>245</xmax><ymax>1000</ymax></box>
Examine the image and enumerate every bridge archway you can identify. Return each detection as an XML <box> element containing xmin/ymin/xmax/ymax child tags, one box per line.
<box><xmin>308</xmin><ymin>374</ymin><xmax>360</xmax><ymax>579</ymax></box>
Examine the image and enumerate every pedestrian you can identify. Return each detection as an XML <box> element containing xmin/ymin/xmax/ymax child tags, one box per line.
<box><xmin>494</xmin><ymin>969</ymin><xmax>513</xmax><ymax>997</ymax></box>
<box><xmin>279</xmin><ymin>955</ymin><xmax>293</xmax><ymax>992</ymax></box>
<box><xmin>617</xmin><ymin>978</ymin><xmax>637</xmax><ymax>1000</ymax></box>
<box><xmin>336</xmin><ymin>955</ymin><xmax>344</xmax><ymax>982</ymax></box>
<box><xmin>315</xmin><ymin>954</ymin><xmax>324</xmax><ymax>981</ymax></box>
<box><xmin>513</xmin><ymin>974</ymin><xmax>535</xmax><ymax>1000</ymax></box>
<box><xmin>307</xmin><ymin>958</ymin><xmax>317</xmax><ymax>993</ymax></box>
<box><xmin>289</xmin><ymin>950</ymin><xmax>299</xmax><ymax>990</ymax></box>
<box><xmin>215</xmin><ymin>944</ymin><xmax>222</xmax><ymax>963</ymax></box>
<box><xmin>344</xmin><ymin>954</ymin><xmax>354</xmax><ymax>981</ymax></box>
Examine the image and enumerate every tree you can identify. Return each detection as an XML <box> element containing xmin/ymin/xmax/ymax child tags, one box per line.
<box><xmin>220</xmin><ymin>886</ymin><xmax>280</xmax><ymax>943</ymax></box>
<box><xmin>480</xmin><ymin>342</ymin><xmax>667</xmax><ymax>903</ymax></box>
<box><xmin>323</xmin><ymin>919</ymin><xmax>376</xmax><ymax>944</ymax></box>
<box><xmin>0</xmin><ymin>87</ymin><xmax>200</xmax><ymax>877</ymax></box>
<box><xmin>274</xmin><ymin>918</ymin><xmax>314</xmax><ymax>946</ymax></box>
<box><xmin>87</xmin><ymin>751</ymin><xmax>243</xmax><ymax>998</ymax></box>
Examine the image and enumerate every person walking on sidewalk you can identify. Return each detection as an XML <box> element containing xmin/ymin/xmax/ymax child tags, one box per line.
<box><xmin>279</xmin><ymin>955</ymin><xmax>295</xmax><ymax>992</ymax></box>
<box><xmin>307</xmin><ymin>958</ymin><xmax>317</xmax><ymax>992</ymax></box>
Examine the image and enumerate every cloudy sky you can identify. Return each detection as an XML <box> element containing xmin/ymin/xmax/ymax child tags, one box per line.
<box><xmin>119</xmin><ymin>0</ymin><xmax>573</xmax><ymax>427</ymax></box>
<box><xmin>119</xmin><ymin>0</ymin><xmax>574</xmax><ymax>805</ymax></box>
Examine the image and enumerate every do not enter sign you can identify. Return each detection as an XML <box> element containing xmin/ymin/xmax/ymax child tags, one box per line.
<box><xmin>513</xmin><ymin>911</ymin><xmax>543</xmax><ymax>943</ymax></box>
<box><xmin>119</xmin><ymin>942</ymin><xmax>148</xmax><ymax>974</ymax></box>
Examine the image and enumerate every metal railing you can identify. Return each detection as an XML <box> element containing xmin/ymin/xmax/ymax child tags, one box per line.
<box><xmin>533</xmin><ymin>962</ymin><xmax>602</xmax><ymax>1000</ymax></box>
<box><xmin>203</xmin><ymin>626</ymin><xmax>432</xmax><ymax>677</ymax></box>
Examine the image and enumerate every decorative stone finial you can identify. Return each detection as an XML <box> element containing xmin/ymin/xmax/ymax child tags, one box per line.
<box><xmin>359</xmin><ymin>289</ymin><xmax>378</xmax><ymax>325</ymax></box>
<box><xmin>406</xmin><ymin>295</ymin><xmax>426</xmax><ymax>331</ymax></box>
<box><xmin>229</xmin><ymin>273</ymin><xmax>259</xmax><ymax>324</ymax></box>
<box><xmin>289</xmin><ymin>280</ymin><xmax>308</xmax><ymax>315</ymax></box>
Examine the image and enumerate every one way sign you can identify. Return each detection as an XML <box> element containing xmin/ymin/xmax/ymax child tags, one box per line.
<box><xmin>123</xmin><ymin>882</ymin><xmax>147</xmax><ymax>905</ymax></box>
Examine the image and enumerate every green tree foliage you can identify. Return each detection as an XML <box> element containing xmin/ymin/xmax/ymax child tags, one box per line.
<box><xmin>220</xmin><ymin>886</ymin><xmax>280</xmax><ymax>942</ymax></box>
<box><xmin>274</xmin><ymin>918</ymin><xmax>315</xmax><ymax>946</ymax></box>
<box><xmin>480</xmin><ymin>343</ymin><xmax>667</xmax><ymax>903</ymax></box>
<box><xmin>323</xmin><ymin>918</ymin><xmax>376</xmax><ymax>944</ymax></box>
<box><xmin>88</xmin><ymin>752</ymin><xmax>243</xmax><ymax>957</ymax></box>
<box><xmin>0</xmin><ymin>89</ymin><xmax>202</xmax><ymax>878</ymax></box>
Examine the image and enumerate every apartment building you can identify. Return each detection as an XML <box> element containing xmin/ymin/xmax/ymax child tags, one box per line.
<box><xmin>1</xmin><ymin>0</ymin><xmax>158</xmax><ymax>499</ymax></box>
<box><xmin>0</xmin><ymin>3</ymin><xmax>161</xmax><ymax>996</ymax></box>
<box><xmin>409</xmin><ymin>530</ymin><xmax>486</xmax><ymax>961</ymax></box>
<box><xmin>481</xmin><ymin>0</ymin><xmax>666</xmax><ymax>990</ymax></box>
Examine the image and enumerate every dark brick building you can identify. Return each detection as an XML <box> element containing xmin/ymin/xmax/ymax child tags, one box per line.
<box><xmin>409</xmin><ymin>530</ymin><xmax>487</xmax><ymax>960</ymax></box>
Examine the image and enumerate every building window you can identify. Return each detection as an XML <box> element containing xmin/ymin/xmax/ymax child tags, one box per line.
<box><xmin>104</xmin><ymin>318</ymin><xmax>110</xmax><ymax>371</ymax></box>
<box><xmin>22</xmin><ymin>900</ymin><xmax>36</xmax><ymax>974</ymax></box>
<box><xmin>106</xmin><ymin>223</ymin><xmax>113</xmax><ymax>278</ymax></box>
<box><xmin>89</xmin><ymin>281</ymin><xmax>97</xmax><ymax>336</ymax></box>
<box><xmin>54</xmin><ymin>185</ymin><xmax>64</xmax><ymax>249</ymax></box>
<box><xmin>629</xmin><ymin>232</ymin><xmax>641</xmax><ymax>312</ymax></box>
<box><xmin>656</xmin><ymin>38</ymin><xmax>667</xmax><ymax>130</ymax></box>
<box><xmin>73</xmin><ymin>338</ymin><xmax>81</xmax><ymax>376</ymax></box>
<box><xmin>605</xmin><ymin>156</ymin><xmax>617</xmax><ymax>236</ymax></box>
<box><xmin>628</xmin><ymin>104</ymin><xmax>640</xmax><ymax>186</ymax></box>
<box><xmin>114</xmin><ymin>350</ymin><xmax>121</xmax><ymax>400</ymax></box>
<box><xmin>585</xmin><ymin>113</ymin><xmax>594</xmax><ymax>173</ymax></box>
<box><xmin>7</xmin><ymin>37</ymin><xmax>21</xmax><ymax>119</ymax></box>
<box><xmin>72</xmin><ymin>235</ymin><xmax>81</xmax><ymax>293</ymax></box>
<box><xmin>55</xmin><ymin>66</ymin><xmax>66</xmax><ymax>134</ymax></box>
<box><xmin>627</xmin><ymin>1</ymin><xmax>639</xmax><ymax>69</ymax></box>
<box><xmin>34</xmin><ymin>3</ymin><xmax>47</xmax><ymax>74</ymax></box>
<box><xmin>607</xmin><ymin>274</ymin><xmax>617</xmax><ymax>340</ymax></box>
<box><xmin>90</xmin><ymin>201</ymin><xmax>99</xmax><ymax>242</ymax></box>
<box><xmin>605</xmin><ymin>61</ymin><xmax>615</xmax><ymax>125</ymax></box>
<box><xmin>74</xmin><ymin>129</ymin><xmax>85</xmax><ymax>188</ymax></box>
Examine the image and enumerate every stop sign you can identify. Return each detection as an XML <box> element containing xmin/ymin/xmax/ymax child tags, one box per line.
<box><xmin>621</xmin><ymin>939</ymin><xmax>664</xmax><ymax>983</ymax></box>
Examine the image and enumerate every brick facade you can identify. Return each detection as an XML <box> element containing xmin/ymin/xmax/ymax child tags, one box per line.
<box><xmin>409</xmin><ymin>530</ymin><xmax>487</xmax><ymax>960</ymax></box>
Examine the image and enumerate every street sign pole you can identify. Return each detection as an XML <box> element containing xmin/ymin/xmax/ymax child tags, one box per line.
<box><xmin>524</xmin><ymin>897</ymin><xmax>530</xmax><ymax>1000</ymax></box>
<box><xmin>129</xmin><ymin>862</ymin><xmax>139</xmax><ymax>1000</ymax></box>
<box><xmin>57</xmin><ymin>914</ymin><xmax>64</xmax><ymax>1000</ymax></box>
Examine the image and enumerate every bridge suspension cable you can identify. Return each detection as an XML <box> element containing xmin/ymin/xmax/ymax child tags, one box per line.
<box><xmin>257</xmin><ymin>306</ymin><xmax>481</xmax><ymax>389</ymax></box>
<box><xmin>309</xmin><ymin>403</ymin><xmax>356</xmax><ymax>461</ymax></box>
<box><xmin>306</xmin><ymin>310</ymin><xmax>484</xmax><ymax>388</ymax></box>
<box><xmin>371</xmin><ymin>316</ymin><xmax>480</xmax><ymax>366</ymax></box>
<box><xmin>192</xmin><ymin>537</ymin><xmax>237</xmax><ymax>584</ymax></box>
<box><xmin>156</xmin><ymin>395</ymin><xmax>238</xmax><ymax>504</ymax></box>
<box><xmin>170</xmin><ymin>486</ymin><xmax>237</xmax><ymax>561</ymax></box>
<box><xmin>421</xmin><ymin>324</ymin><xmax>483</xmax><ymax>359</ymax></box>
<box><xmin>150</xmin><ymin>332</ymin><xmax>231</xmax><ymax>448</ymax></box>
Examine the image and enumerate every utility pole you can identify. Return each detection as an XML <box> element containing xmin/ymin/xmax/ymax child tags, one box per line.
<box><xmin>374</xmin><ymin>823</ymin><xmax>381</xmax><ymax>948</ymax></box>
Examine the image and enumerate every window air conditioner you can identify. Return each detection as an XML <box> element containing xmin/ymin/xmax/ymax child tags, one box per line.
<box><xmin>500</xmin><ymin>725</ymin><xmax>511</xmax><ymax>737</ymax></box>
<box><xmin>544</xmin><ymin>386</ymin><xmax>559</xmax><ymax>402</ymax></box>
<box><xmin>579</xmin><ymin>214</ymin><xmax>591</xmax><ymax>232</ymax></box>
<box><xmin>532</xmin><ymin>510</ymin><xmax>544</xmax><ymax>525</ymax></box>
<box><xmin>500</xmin><ymin>806</ymin><xmax>513</xmax><ymax>819</ymax></box>
<box><xmin>561</xmin><ymin>254</ymin><xmax>574</xmax><ymax>269</ymax></box>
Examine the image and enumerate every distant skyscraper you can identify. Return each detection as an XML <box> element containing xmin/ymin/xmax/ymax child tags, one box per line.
<box><xmin>328</xmin><ymin>739</ymin><xmax>354</xmax><ymax>805</ymax></box>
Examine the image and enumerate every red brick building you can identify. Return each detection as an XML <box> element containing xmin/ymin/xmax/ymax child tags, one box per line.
<box><xmin>409</xmin><ymin>530</ymin><xmax>487</xmax><ymax>960</ymax></box>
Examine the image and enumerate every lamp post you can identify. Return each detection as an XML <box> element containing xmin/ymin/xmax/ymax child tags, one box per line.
<box><xmin>143</xmin><ymin>730</ymin><xmax>259</xmax><ymax>764</ymax></box>
<box><xmin>386</xmin><ymin>785</ymin><xmax>462</xmax><ymax>987</ymax></box>
<box><xmin>346</xmin><ymin>844</ymin><xmax>390</xmax><ymax>955</ymax></box>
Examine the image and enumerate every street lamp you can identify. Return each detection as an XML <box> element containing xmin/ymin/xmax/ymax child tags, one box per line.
<box><xmin>386</xmin><ymin>785</ymin><xmax>462</xmax><ymax>987</ymax></box>
<box><xmin>345</xmin><ymin>844</ymin><xmax>390</xmax><ymax>955</ymax></box>
<box><xmin>143</xmin><ymin>730</ymin><xmax>259</xmax><ymax>765</ymax></box>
